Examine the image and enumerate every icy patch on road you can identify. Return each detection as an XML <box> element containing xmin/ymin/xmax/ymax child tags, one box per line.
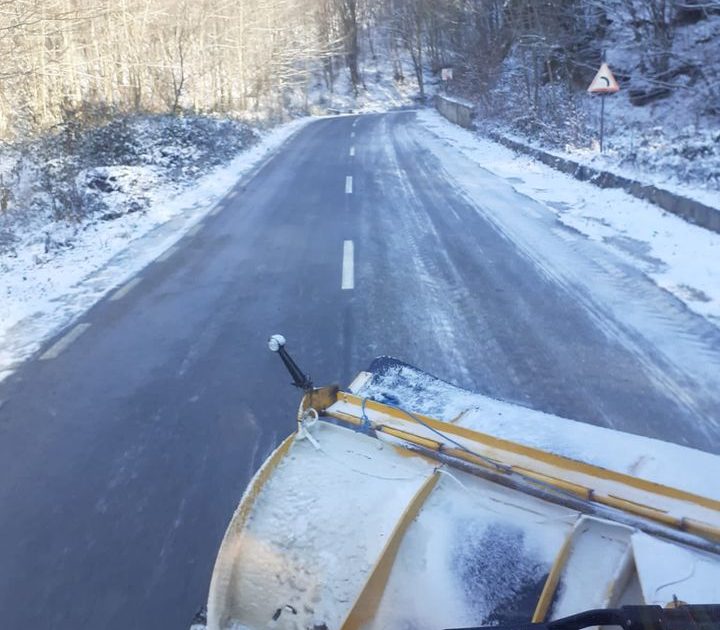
<box><xmin>0</xmin><ymin>118</ymin><xmax>310</xmax><ymax>381</ymax></box>
<box><xmin>416</xmin><ymin>109</ymin><xmax>720</xmax><ymax>324</ymax></box>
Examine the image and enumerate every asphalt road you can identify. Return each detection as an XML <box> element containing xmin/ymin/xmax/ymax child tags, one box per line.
<box><xmin>1</xmin><ymin>111</ymin><xmax>719</xmax><ymax>629</ymax></box>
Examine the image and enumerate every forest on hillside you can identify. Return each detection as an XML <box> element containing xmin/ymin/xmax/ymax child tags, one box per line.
<box><xmin>0</xmin><ymin>0</ymin><xmax>717</xmax><ymax>229</ymax></box>
<box><xmin>2</xmin><ymin>1</ymin><xmax>718</xmax><ymax>137</ymax></box>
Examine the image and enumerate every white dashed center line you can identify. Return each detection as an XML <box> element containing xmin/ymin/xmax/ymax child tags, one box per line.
<box><xmin>350</xmin><ymin>146</ymin><xmax>355</xmax><ymax>157</ymax></box>
<box><xmin>351</xmin><ymin>131</ymin><xmax>355</xmax><ymax>139</ymax></box>
<box><xmin>342</xmin><ymin>240</ymin><xmax>354</xmax><ymax>290</ymax></box>
<box><xmin>345</xmin><ymin>176</ymin><xmax>353</xmax><ymax>194</ymax></box>
<box><xmin>40</xmin><ymin>323</ymin><xmax>92</xmax><ymax>360</ymax></box>
<box><xmin>110</xmin><ymin>277</ymin><xmax>142</xmax><ymax>302</ymax></box>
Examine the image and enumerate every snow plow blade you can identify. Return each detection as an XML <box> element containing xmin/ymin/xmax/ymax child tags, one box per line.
<box><xmin>204</xmin><ymin>356</ymin><xmax>720</xmax><ymax>630</ymax></box>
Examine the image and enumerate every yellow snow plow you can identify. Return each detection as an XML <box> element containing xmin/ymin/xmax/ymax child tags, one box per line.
<box><xmin>201</xmin><ymin>336</ymin><xmax>720</xmax><ymax>630</ymax></box>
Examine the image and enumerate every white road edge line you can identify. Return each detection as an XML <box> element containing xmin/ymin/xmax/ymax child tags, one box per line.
<box><xmin>350</xmin><ymin>146</ymin><xmax>355</xmax><ymax>157</ymax></box>
<box><xmin>40</xmin><ymin>323</ymin><xmax>92</xmax><ymax>361</ymax></box>
<box><xmin>342</xmin><ymin>240</ymin><xmax>354</xmax><ymax>290</ymax></box>
<box><xmin>110</xmin><ymin>277</ymin><xmax>142</xmax><ymax>302</ymax></box>
<box><xmin>187</xmin><ymin>223</ymin><xmax>203</xmax><ymax>236</ymax></box>
<box><xmin>156</xmin><ymin>245</ymin><xmax>179</xmax><ymax>262</ymax></box>
<box><xmin>345</xmin><ymin>176</ymin><xmax>353</xmax><ymax>194</ymax></box>
<box><xmin>209</xmin><ymin>204</ymin><xmax>222</xmax><ymax>216</ymax></box>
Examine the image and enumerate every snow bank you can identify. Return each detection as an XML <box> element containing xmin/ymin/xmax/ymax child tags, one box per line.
<box><xmin>306</xmin><ymin>53</ymin><xmax>427</xmax><ymax>115</ymax></box>
<box><xmin>0</xmin><ymin>118</ymin><xmax>310</xmax><ymax>382</ymax></box>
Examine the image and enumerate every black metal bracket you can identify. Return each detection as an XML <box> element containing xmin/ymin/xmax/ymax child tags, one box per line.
<box><xmin>268</xmin><ymin>334</ymin><xmax>313</xmax><ymax>391</ymax></box>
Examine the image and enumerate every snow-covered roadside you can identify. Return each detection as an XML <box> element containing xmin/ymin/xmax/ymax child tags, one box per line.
<box><xmin>308</xmin><ymin>58</ymin><xmax>426</xmax><ymax>115</ymax></box>
<box><xmin>488</xmin><ymin>124</ymin><xmax>720</xmax><ymax>212</ymax></box>
<box><xmin>0</xmin><ymin>117</ymin><xmax>311</xmax><ymax>382</ymax></box>
<box><xmin>416</xmin><ymin>109</ymin><xmax>720</xmax><ymax>325</ymax></box>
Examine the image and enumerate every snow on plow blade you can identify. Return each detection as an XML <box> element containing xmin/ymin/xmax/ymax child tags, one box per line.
<box><xmin>205</xmin><ymin>358</ymin><xmax>720</xmax><ymax>630</ymax></box>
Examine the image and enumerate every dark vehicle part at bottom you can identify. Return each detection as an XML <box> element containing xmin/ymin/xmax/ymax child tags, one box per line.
<box><xmin>449</xmin><ymin>605</ymin><xmax>720</xmax><ymax>630</ymax></box>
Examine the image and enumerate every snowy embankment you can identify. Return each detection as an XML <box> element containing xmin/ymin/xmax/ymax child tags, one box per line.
<box><xmin>309</xmin><ymin>57</ymin><xmax>425</xmax><ymax>114</ymax></box>
<box><xmin>416</xmin><ymin>109</ymin><xmax>720</xmax><ymax>326</ymax></box>
<box><xmin>460</xmin><ymin>13</ymin><xmax>720</xmax><ymax>204</ymax></box>
<box><xmin>0</xmin><ymin>117</ymin><xmax>310</xmax><ymax>382</ymax></box>
<box><xmin>488</xmin><ymin>126</ymin><xmax>720</xmax><ymax>213</ymax></box>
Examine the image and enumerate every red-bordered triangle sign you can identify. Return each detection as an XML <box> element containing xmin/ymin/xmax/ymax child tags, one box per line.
<box><xmin>588</xmin><ymin>62</ymin><xmax>620</xmax><ymax>94</ymax></box>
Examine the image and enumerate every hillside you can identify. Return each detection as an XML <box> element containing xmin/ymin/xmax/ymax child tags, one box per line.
<box><xmin>0</xmin><ymin>0</ymin><xmax>717</xmax><ymax>254</ymax></box>
<box><xmin>439</xmin><ymin>1</ymin><xmax>720</xmax><ymax>195</ymax></box>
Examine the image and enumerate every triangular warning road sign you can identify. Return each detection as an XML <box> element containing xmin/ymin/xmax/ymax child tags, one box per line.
<box><xmin>588</xmin><ymin>62</ymin><xmax>620</xmax><ymax>94</ymax></box>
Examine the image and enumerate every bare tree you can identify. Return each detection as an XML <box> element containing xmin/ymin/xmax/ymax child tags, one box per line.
<box><xmin>0</xmin><ymin>0</ymin><xmax>341</xmax><ymax>136</ymax></box>
<box><xmin>334</xmin><ymin>0</ymin><xmax>363</xmax><ymax>92</ymax></box>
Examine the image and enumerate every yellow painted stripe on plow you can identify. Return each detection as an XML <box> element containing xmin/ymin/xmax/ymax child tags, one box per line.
<box><xmin>340</xmin><ymin>470</ymin><xmax>441</xmax><ymax>630</ymax></box>
<box><xmin>336</xmin><ymin>393</ymin><xmax>720</xmax><ymax>513</ymax></box>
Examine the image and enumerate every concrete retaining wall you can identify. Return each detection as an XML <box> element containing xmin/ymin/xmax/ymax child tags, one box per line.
<box><xmin>433</xmin><ymin>98</ymin><xmax>720</xmax><ymax>234</ymax></box>
<box><xmin>484</xmin><ymin>132</ymin><xmax>720</xmax><ymax>234</ymax></box>
<box><xmin>434</xmin><ymin>95</ymin><xmax>474</xmax><ymax>129</ymax></box>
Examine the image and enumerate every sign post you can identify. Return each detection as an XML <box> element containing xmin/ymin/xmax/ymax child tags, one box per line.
<box><xmin>600</xmin><ymin>92</ymin><xmax>606</xmax><ymax>153</ymax></box>
<box><xmin>587</xmin><ymin>62</ymin><xmax>620</xmax><ymax>153</ymax></box>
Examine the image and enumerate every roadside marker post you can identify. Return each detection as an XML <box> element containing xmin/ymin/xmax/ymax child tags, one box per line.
<box><xmin>587</xmin><ymin>61</ymin><xmax>620</xmax><ymax>153</ymax></box>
